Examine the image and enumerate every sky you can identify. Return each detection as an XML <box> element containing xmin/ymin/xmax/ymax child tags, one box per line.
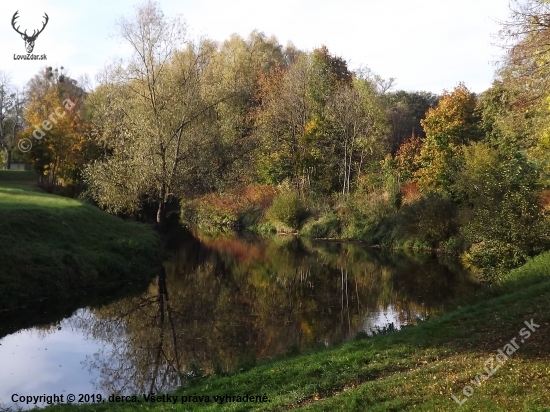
<box><xmin>0</xmin><ymin>0</ymin><xmax>513</xmax><ymax>94</ymax></box>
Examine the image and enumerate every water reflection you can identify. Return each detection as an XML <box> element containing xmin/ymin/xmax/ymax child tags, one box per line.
<box><xmin>0</xmin><ymin>235</ymin><xmax>479</xmax><ymax>406</ymax></box>
<box><xmin>75</xmin><ymin>236</ymin><xmax>477</xmax><ymax>396</ymax></box>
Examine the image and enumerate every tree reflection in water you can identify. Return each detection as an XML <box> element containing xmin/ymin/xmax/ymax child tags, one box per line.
<box><xmin>68</xmin><ymin>235</ymin><xmax>478</xmax><ymax>396</ymax></box>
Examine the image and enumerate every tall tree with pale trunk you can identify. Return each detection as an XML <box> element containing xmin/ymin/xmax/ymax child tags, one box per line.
<box><xmin>85</xmin><ymin>1</ymin><xmax>238</xmax><ymax>230</ymax></box>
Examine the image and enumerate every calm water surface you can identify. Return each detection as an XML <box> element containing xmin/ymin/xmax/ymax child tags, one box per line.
<box><xmin>0</xmin><ymin>235</ymin><xmax>479</xmax><ymax>409</ymax></box>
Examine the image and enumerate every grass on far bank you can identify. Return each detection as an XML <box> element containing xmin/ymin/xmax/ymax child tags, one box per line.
<box><xmin>38</xmin><ymin>245</ymin><xmax>550</xmax><ymax>411</ymax></box>
<box><xmin>0</xmin><ymin>170</ymin><xmax>163</xmax><ymax>311</ymax></box>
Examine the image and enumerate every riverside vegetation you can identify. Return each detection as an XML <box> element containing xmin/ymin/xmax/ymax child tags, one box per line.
<box><xmin>1</xmin><ymin>0</ymin><xmax>550</xmax><ymax>410</ymax></box>
<box><xmin>1</xmin><ymin>2</ymin><xmax>549</xmax><ymax>282</ymax></box>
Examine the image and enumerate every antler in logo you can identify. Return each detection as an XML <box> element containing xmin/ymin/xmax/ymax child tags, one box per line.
<box><xmin>11</xmin><ymin>11</ymin><xmax>49</xmax><ymax>53</ymax></box>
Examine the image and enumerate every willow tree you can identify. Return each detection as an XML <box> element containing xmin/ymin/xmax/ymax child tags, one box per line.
<box><xmin>85</xmin><ymin>1</ymin><xmax>235</xmax><ymax>230</ymax></box>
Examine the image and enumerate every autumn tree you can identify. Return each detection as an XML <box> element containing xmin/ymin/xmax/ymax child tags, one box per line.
<box><xmin>456</xmin><ymin>142</ymin><xmax>549</xmax><ymax>279</ymax></box>
<box><xmin>326</xmin><ymin>77</ymin><xmax>387</xmax><ymax>194</ymax></box>
<box><xmin>202</xmin><ymin>31</ymin><xmax>288</xmax><ymax>189</ymax></box>
<box><xmin>499</xmin><ymin>0</ymin><xmax>550</xmax><ymax>103</ymax></box>
<box><xmin>391</xmin><ymin>134</ymin><xmax>423</xmax><ymax>183</ymax></box>
<box><xmin>22</xmin><ymin>67</ymin><xmax>86</xmax><ymax>187</ymax></box>
<box><xmin>415</xmin><ymin>83</ymin><xmax>482</xmax><ymax>195</ymax></box>
<box><xmin>255</xmin><ymin>47</ymin><xmax>357</xmax><ymax>195</ymax></box>
<box><xmin>255</xmin><ymin>55</ymin><xmax>315</xmax><ymax>196</ymax></box>
<box><xmin>85</xmin><ymin>1</ymin><xmax>241</xmax><ymax>230</ymax></box>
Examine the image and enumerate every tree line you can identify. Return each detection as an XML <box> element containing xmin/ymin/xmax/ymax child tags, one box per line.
<box><xmin>2</xmin><ymin>0</ymin><xmax>550</xmax><ymax>281</ymax></box>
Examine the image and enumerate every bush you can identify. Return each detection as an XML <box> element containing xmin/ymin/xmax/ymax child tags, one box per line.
<box><xmin>181</xmin><ymin>185</ymin><xmax>277</xmax><ymax>233</ymax></box>
<box><xmin>460</xmin><ymin>191</ymin><xmax>550</xmax><ymax>280</ymax></box>
<box><xmin>393</xmin><ymin>193</ymin><xmax>458</xmax><ymax>247</ymax></box>
<box><xmin>300</xmin><ymin>213</ymin><xmax>341</xmax><ymax>238</ymax></box>
<box><xmin>266</xmin><ymin>190</ymin><xmax>307</xmax><ymax>230</ymax></box>
<box><xmin>439</xmin><ymin>235</ymin><xmax>465</xmax><ymax>254</ymax></box>
<box><xmin>456</xmin><ymin>143</ymin><xmax>550</xmax><ymax>280</ymax></box>
<box><xmin>337</xmin><ymin>182</ymin><xmax>398</xmax><ymax>240</ymax></box>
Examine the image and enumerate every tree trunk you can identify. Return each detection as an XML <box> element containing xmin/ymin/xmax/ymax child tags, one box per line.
<box><xmin>156</xmin><ymin>199</ymin><xmax>167</xmax><ymax>232</ymax></box>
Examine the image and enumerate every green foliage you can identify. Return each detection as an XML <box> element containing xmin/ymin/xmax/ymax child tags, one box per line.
<box><xmin>266</xmin><ymin>189</ymin><xmax>307</xmax><ymax>230</ymax></box>
<box><xmin>300</xmin><ymin>212</ymin><xmax>341</xmax><ymax>238</ymax></box>
<box><xmin>439</xmin><ymin>235</ymin><xmax>466</xmax><ymax>254</ymax></box>
<box><xmin>415</xmin><ymin>83</ymin><xmax>482</xmax><ymax>195</ymax></box>
<box><xmin>338</xmin><ymin>184</ymin><xmax>397</xmax><ymax>240</ymax></box>
<box><xmin>393</xmin><ymin>193</ymin><xmax>458</xmax><ymax>247</ymax></box>
<box><xmin>456</xmin><ymin>142</ymin><xmax>550</xmax><ymax>280</ymax></box>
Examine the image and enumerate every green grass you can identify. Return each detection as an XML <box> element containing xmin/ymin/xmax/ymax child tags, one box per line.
<box><xmin>37</xmin><ymin>244</ymin><xmax>550</xmax><ymax>411</ymax></box>
<box><xmin>0</xmin><ymin>170</ymin><xmax>163</xmax><ymax>310</ymax></box>
<box><xmin>0</xmin><ymin>169</ymin><xmax>36</xmax><ymax>183</ymax></box>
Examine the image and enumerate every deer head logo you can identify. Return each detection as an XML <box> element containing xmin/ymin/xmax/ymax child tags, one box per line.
<box><xmin>11</xmin><ymin>11</ymin><xmax>49</xmax><ymax>54</ymax></box>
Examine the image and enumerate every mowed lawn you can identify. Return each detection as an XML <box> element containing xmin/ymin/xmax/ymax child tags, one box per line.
<box><xmin>0</xmin><ymin>170</ymin><xmax>162</xmax><ymax>310</ymax></box>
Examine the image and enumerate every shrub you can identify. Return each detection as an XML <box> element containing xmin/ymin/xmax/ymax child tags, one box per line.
<box><xmin>266</xmin><ymin>190</ymin><xmax>307</xmax><ymax>230</ymax></box>
<box><xmin>393</xmin><ymin>193</ymin><xmax>458</xmax><ymax>247</ymax></box>
<box><xmin>456</xmin><ymin>143</ymin><xmax>550</xmax><ymax>280</ymax></box>
<box><xmin>181</xmin><ymin>185</ymin><xmax>277</xmax><ymax>232</ymax></box>
<box><xmin>336</xmin><ymin>171</ymin><xmax>400</xmax><ymax>241</ymax></box>
<box><xmin>439</xmin><ymin>235</ymin><xmax>465</xmax><ymax>254</ymax></box>
<box><xmin>300</xmin><ymin>213</ymin><xmax>340</xmax><ymax>238</ymax></box>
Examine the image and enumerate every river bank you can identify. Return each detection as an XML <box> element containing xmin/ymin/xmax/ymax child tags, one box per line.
<box><xmin>0</xmin><ymin>170</ymin><xmax>163</xmax><ymax>311</ymax></box>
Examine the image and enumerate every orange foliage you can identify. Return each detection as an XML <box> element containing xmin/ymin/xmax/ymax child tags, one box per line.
<box><xmin>186</xmin><ymin>185</ymin><xmax>279</xmax><ymax>231</ymax></box>
<box><xmin>541</xmin><ymin>189</ymin><xmax>550</xmax><ymax>210</ymax></box>
<box><xmin>394</xmin><ymin>134</ymin><xmax>423</xmax><ymax>182</ymax></box>
<box><xmin>201</xmin><ymin>236</ymin><xmax>264</xmax><ymax>264</ymax></box>
<box><xmin>401</xmin><ymin>181</ymin><xmax>420</xmax><ymax>204</ymax></box>
<box><xmin>200</xmin><ymin>184</ymin><xmax>278</xmax><ymax>214</ymax></box>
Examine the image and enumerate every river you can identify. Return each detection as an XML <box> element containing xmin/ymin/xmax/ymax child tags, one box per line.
<box><xmin>0</xmin><ymin>234</ymin><xmax>479</xmax><ymax>409</ymax></box>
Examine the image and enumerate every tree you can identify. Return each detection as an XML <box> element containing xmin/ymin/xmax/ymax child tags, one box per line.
<box><xmin>0</xmin><ymin>74</ymin><xmax>24</xmax><ymax>170</ymax></box>
<box><xmin>499</xmin><ymin>0</ymin><xmax>550</xmax><ymax>103</ymax></box>
<box><xmin>255</xmin><ymin>54</ymin><xmax>316</xmax><ymax>196</ymax></box>
<box><xmin>455</xmin><ymin>142</ymin><xmax>549</xmax><ymax>280</ymax></box>
<box><xmin>415</xmin><ymin>83</ymin><xmax>482</xmax><ymax>195</ymax></box>
<box><xmin>255</xmin><ymin>47</ymin><xmax>358</xmax><ymax>195</ymax></box>
<box><xmin>326</xmin><ymin>78</ymin><xmax>387</xmax><ymax>194</ymax></box>
<box><xmin>85</xmin><ymin>1</ymin><xmax>240</xmax><ymax>230</ymax></box>
<box><xmin>380</xmin><ymin>90</ymin><xmax>438</xmax><ymax>153</ymax></box>
<box><xmin>22</xmin><ymin>67</ymin><xmax>86</xmax><ymax>187</ymax></box>
<box><xmin>391</xmin><ymin>133</ymin><xmax>423</xmax><ymax>183</ymax></box>
<box><xmin>202</xmin><ymin>31</ymin><xmax>287</xmax><ymax>190</ymax></box>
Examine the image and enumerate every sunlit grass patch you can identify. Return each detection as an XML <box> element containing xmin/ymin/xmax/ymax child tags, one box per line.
<box><xmin>0</xmin><ymin>173</ymin><xmax>162</xmax><ymax>310</ymax></box>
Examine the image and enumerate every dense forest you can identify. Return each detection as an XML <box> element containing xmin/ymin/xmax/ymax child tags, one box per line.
<box><xmin>1</xmin><ymin>0</ymin><xmax>550</xmax><ymax>282</ymax></box>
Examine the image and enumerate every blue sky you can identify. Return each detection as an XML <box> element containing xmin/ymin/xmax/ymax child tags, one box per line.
<box><xmin>0</xmin><ymin>0</ymin><xmax>512</xmax><ymax>94</ymax></box>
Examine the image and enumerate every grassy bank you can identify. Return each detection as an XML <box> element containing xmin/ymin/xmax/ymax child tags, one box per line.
<box><xmin>37</xmin><ymin>247</ymin><xmax>550</xmax><ymax>411</ymax></box>
<box><xmin>0</xmin><ymin>170</ymin><xmax>163</xmax><ymax>311</ymax></box>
